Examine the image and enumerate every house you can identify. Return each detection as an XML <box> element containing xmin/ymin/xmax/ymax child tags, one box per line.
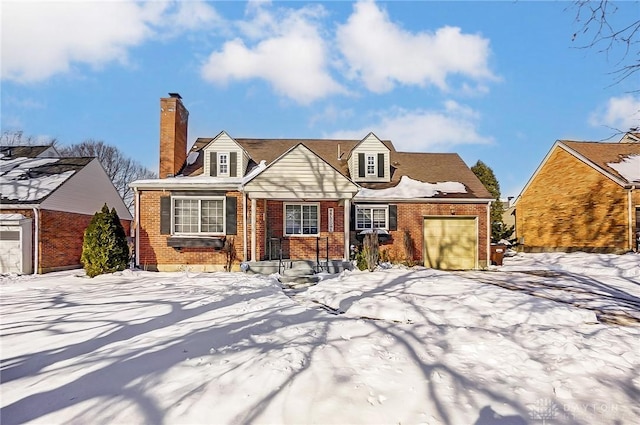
<box><xmin>514</xmin><ymin>135</ymin><xmax>640</xmax><ymax>253</ymax></box>
<box><xmin>0</xmin><ymin>145</ymin><xmax>133</xmax><ymax>274</ymax></box>
<box><xmin>130</xmin><ymin>93</ymin><xmax>493</xmax><ymax>272</ymax></box>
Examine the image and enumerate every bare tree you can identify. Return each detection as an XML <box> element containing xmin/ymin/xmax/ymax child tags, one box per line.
<box><xmin>570</xmin><ymin>0</ymin><xmax>640</xmax><ymax>84</ymax></box>
<box><xmin>58</xmin><ymin>140</ymin><xmax>156</xmax><ymax>211</ymax></box>
<box><xmin>0</xmin><ymin>130</ymin><xmax>58</xmax><ymax>146</ymax></box>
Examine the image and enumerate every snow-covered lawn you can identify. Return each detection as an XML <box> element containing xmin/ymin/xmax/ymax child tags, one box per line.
<box><xmin>1</xmin><ymin>253</ymin><xmax>639</xmax><ymax>424</ymax></box>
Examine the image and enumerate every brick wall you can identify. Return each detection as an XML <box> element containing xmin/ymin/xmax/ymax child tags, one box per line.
<box><xmin>1</xmin><ymin>208</ymin><xmax>131</xmax><ymax>273</ymax></box>
<box><xmin>137</xmin><ymin>191</ymin><xmax>245</xmax><ymax>271</ymax></box>
<box><xmin>366</xmin><ymin>203</ymin><xmax>489</xmax><ymax>265</ymax></box>
<box><xmin>263</xmin><ymin>200</ymin><xmax>345</xmax><ymax>260</ymax></box>
<box><xmin>516</xmin><ymin>147</ymin><xmax>631</xmax><ymax>253</ymax></box>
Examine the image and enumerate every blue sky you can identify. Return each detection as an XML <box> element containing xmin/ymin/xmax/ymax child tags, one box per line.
<box><xmin>2</xmin><ymin>0</ymin><xmax>639</xmax><ymax>198</ymax></box>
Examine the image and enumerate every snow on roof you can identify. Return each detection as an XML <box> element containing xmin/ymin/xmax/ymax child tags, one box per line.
<box><xmin>131</xmin><ymin>161</ymin><xmax>269</xmax><ymax>189</ymax></box>
<box><xmin>607</xmin><ymin>154</ymin><xmax>640</xmax><ymax>183</ymax></box>
<box><xmin>0</xmin><ymin>213</ymin><xmax>28</xmax><ymax>222</ymax></box>
<box><xmin>0</xmin><ymin>156</ymin><xmax>75</xmax><ymax>202</ymax></box>
<box><xmin>355</xmin><ymin>176</ymin><xmax>467</xmax><ymax>199</ymax></box>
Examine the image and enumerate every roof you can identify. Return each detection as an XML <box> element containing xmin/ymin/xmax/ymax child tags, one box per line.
<box><xmin>0</xmin><ymin>145</ymin><xmax>54</xmax><ymax>158</ymax></box>
<box><xmin>179</xmin><ymin>137</ymin><xmax>491</xmax><ymax>200</ymax></box>
<box><xmin>0</xmin><ymin>147</ymin><xmax>93</xmax><ymax>203</ymax></box>
<box><xmin>560</xmin><ymin>141</ymin><xmax>640</xmax><ymax>184</ymax></box>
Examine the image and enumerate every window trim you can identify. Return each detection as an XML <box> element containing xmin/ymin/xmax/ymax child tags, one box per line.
<box><xmin>172</xmin><ymin>196</ymin><xmax>226</xmax><ymax>236</ymax></box>
<box><xmin>355</xmin><ymin>205</ymin><xmax>389</xmax><ymax>230</ymax></box>
<box><xmin>366</xmin><ymin>154</ymin><xmax>376</xmax><ymax>176</ymax></box>
<box><xmin>283</xmin><ymin>202</ymin><xmax>320</xmax><ymax>237</ymax></box>
<box><xmin>217</xmin><ymin>152</ymin><xmax>229</xmax><ymax>176</ymax></box>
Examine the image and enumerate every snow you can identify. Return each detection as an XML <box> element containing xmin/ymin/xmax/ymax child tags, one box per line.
<box><xmin>1</xmin><ymin>253</ymin><xmax>639</xmax><ymax>424</ymax></box>
<box><xmin>607</xmin><ymin>154</ymin><xmax>640</xmax><ymax>183</ymax></box>
<box><xmin>0</xmin><ymin>156</ymin><xmax>74</xmax><ymax>202</ymax></box>
<box><xmin>355</xmin><ymin>176</ymin><xmax>467</xmax><ymax>199</ymax></box>
<box><xmin>186</xmin><ymin>151</ymin><xmax>199</xmax><ymax>165</ymax></box>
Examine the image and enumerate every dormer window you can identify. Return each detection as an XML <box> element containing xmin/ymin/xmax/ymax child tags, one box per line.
<box><xmin>366</xmin><ymin>154</ymin><xmax>376</xmax><ymax>175</ymax></box>
<box><xmin>218</xmin><ymin>153</ymin><xmax>229</xmax><ymax>176</ymax></box>
<box><xmin>208</xmin><ymin>151</ymin><xmax>238</xmax><ymax>177</ymax></box>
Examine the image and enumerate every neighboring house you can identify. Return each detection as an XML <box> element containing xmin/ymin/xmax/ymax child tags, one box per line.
<box><xmin>130</xmin><ymin>94</ymin><xmax>493</xmax><ymax>272</ymax></box>
<box><xmin>514</xmin><ymin>136</ymin><xmax>640</xmax><ymax>253</ymax></box>
<box><xmin>0</xmin><ymin>145</ymin><xmax>133</xmax><ymax>274</ymax></box>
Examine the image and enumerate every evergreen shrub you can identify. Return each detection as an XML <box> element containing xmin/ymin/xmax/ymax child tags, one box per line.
<box><xmin>81</xmin><ymin>204</ymin><xmax>130</xmax><ymax>277</ymax></box>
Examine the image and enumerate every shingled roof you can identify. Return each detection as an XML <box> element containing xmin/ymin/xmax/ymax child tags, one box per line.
<box><xmin>560</xmin><ymin>141</ymin><xmax>640</xmax><ymax>184</ymax></box>
<box><xmin>0</xmin><ymin>147</ymin><xmax>93</xmax><ymax>203</ymax></box>
<box><xmin>180</xmin><ymin>137</ymin><xmax>492</xmax><ymax>199</ymax></box>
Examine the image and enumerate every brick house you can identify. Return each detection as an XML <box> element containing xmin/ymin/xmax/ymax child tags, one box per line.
<box><xmin>0</xmin><ymin>145</ymin><xmax>132</xmax><ymax>274</ymax></box>
<box><xmin>514</xmin><ymin>136</ymin><xmax>640</xmax><ymax>253</ymax></box>
<box><xmin>130</xmin><ymin>93</ymin><xmax>493</xmax><ymax>272</ymax></box>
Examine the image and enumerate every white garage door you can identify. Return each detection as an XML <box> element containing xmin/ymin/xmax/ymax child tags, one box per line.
<box><xmin>0</xmin><ymin>230</ymin><xmax>22</xmax><ymax>274</ymax></box>
<box><xmin>423</xmin><ymin>217</ymin><xmax>477</xmax><ymax>270</ymax></box>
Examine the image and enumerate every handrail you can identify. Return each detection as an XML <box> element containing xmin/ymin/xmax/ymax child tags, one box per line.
<box><xmin>278</xmin><ymin>237</ymin><xmax>284</xmax><ymax>275</ymax></box>
<box><xmin>315</xmin><ymin>236</ymin><xmax>329</xmax><ymax>273</ymax></box>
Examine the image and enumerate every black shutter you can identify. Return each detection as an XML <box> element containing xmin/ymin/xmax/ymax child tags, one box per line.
<box><xmin>358</xmin><ymin>153</ymin><xmax>365</xmax><ymax>178</ymax></box>
<box><xmin>210</xmin><ymin>152</ymin><xmax>217</xmax><ymax>176</ymax></box>
<box><xmin>350</xmin><ymin>204</ymin><xmax>356</xmax><ymax>231</ymax></box>
<box><xmin>377</xmin><ymin>153</ymin><xmax>385</xmax><ymax>178</ymax></box>
<box><xmin>388</xmin><ymin>205</ymin><xmax>397</xmax><ymax>231</ymax></box>
<box><xmin>230</xmin><ymin>152</ymin><xmax>237</xmax><ymax>177</ymax></box>
<box><xmin>160</xmin><ymin>196</ymin><xmax>171</xmax><ymax>235</ymax></box>
<box><xmin>226</xmin><ymin>196</ymin><xmax>237</xmax><ymax>235</ymax></box>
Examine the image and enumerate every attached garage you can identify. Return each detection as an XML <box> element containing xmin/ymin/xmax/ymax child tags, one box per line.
<box><xmin>423</xmin><ymin>217</ymin><xmax>477</xmax><ymax>270</ymax></box>
<box><xmin>0</xmin><ymin>214</ymin><xmax>33</xmax><ymax>274</ymax></box>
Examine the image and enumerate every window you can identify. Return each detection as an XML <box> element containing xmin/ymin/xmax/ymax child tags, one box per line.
<box><xmin>173</xmin><ymin>198</ymin><xmax>224</xmax><ymax>234</ymax></box>
<box><xmin>218</xmin><ymin>153</ymin><xmax>228</xmax><ymax>176</ymax></box>
<box><xmin>356</xmin><ymin>206</ymin><xmax>388</xmax><ymax>230</ymax></box>
<box><xmin>285</xmin><ymin>204</ymin><xmax>319</xmax><ymax>236</ymax></box>
<box><xmin>366</xmin><ymin>154</ymin><xmax>376</xmax><ymax>175</ymax></box>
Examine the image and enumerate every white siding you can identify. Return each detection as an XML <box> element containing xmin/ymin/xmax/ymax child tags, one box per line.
<box><xmin>245</xmin><ymin>145</ymin><xmax>358</xmax><ymax>199</ymax></box>
<box><xmin>41</xmin><ymin>159</ymin><xmax>132</xmax><ymax>220</ymax></box>
<box><xmin>203</xmin><ymin>132</ymin><xmax>246</xmax><ymax>177</ymax></box>
<box><xmin>349</xmin><ymin>133</ymin><xmax>390</xmax><ymax>183</ymax></box>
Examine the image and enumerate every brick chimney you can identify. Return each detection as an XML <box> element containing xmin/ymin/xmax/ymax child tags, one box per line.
<box><xmin>159</xmin><ymin>93</ymin><xmax>188</xmax><ymax>178</ymax></box>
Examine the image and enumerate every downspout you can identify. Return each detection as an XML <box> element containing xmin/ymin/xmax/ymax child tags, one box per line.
<box><xmin>31</xmin><ymin>207</ymin><xmax>39</xmax><ymax>274</ymax></box>
<box><xmin>242</xmin><ymin>190</ymin><xmax>248</xmax><ymax>262</ymax></box>
<box><xmin>628</xmin><ymin>187</ymin><xmax>634</xmax><ymax>252</ymax></box>
<box><xmin>486</xmin><ymin>200</ymin><xmax>491</xmax><ymax>268</ymax></box>
<box><xmin>343</xmin><ymin>198</ymin><xmax>350</xmax><ymax>261</ymax></box>
<box><xmin>134</xmin><ymin>188</ymin><xmax>140</xmax><ymax>267</ymax></box>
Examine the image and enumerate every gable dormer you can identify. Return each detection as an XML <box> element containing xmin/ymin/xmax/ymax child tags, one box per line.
<box><xmin>348</xmin><ymin>133</ymin><xmax>391</xmax><ymax>183</ymax></box>
<box><xmin>203</xmin><ymin>131</ymin><xmax>250</xmax><ymax>178</ymax></box>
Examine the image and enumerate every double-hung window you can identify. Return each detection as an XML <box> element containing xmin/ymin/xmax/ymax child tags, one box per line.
<box><xmin>173</xmin><ymin>197</ymin><xmax>225</xmax><ymax>234</ymax></box>
<box><xmin>218</xmin><ymin>153</ymin><xmax>229</xmax><ymax>176</ymax></box>
<box><xmin>366</xmin><ymin>154</ymin><xmax>376</xmax><ymax>175</ymax></box>
<box><xmin>356</xmin><ymin>205</ymin><xmax>388</xmax><ymax>230</ymax></box>
<box><xmin>285</xmin><ymin>204</ymin><xmax>319</xmax><ymax>236</ymax></box>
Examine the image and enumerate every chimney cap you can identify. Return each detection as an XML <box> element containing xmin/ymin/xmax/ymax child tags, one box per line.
<box><xmin>168</xmin><ymin>92</ymin><xmax>182</xmax><ymax>99</ymax></box>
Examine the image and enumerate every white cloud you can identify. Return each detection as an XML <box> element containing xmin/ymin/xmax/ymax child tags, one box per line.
<box><xmin>200</xmin><ymin>4</ymin><xmax>343</xmax><ymax>104</ymax></box>
<box><xmin>309</xmin><ymin>105</ymin><xmax>355</xmax><ymax>127</ymax></box>
<box><xmin>1</xmin><ymin>1</ymin><xmax>219</xmax><ymax>83</ymax></box>
<box><xmin>336</xmin><ymin>0</ymin><xmax>496</xmax><ymax>93</ymax></box>
<box><xmin>326</xmin><ymin>101</ymin><xmax>493</xmax><ymax>151</ymax></box>
<box><xmin>589</xmin><ymin>95</ymin><xmax>640</xmax><ymax>131</ymax></box>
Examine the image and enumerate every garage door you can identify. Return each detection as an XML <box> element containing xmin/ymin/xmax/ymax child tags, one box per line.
<box><xmin>423</xmin><ymin>217</ymin><xmax>477</xmax><ymax>270</ymax></box>
<box><xmin>0</xmin><ymin>230</ymin><xmax>22</xmax><ymax>274</ymax></box>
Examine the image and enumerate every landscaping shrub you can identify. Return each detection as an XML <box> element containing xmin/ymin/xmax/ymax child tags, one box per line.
<box><xmin>81</xmin><ymin>204</ymin><xmax>130</xmax><ymax>277</ymax></box>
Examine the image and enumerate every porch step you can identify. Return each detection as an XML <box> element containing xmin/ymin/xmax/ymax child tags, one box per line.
<box><xmin>279</xmin><ymin>271</ymin><xmax>321</xmax><ymax>287</ymax></box>
<box><xmin>244</xmin><ymin>260</ymin><xmax>354</xmax><ymax>276</ymax></box>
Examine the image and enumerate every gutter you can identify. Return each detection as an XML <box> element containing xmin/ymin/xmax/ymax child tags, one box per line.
<box><xmin>352</xmin><ymin>197</ymin><xmax>495</xmax><ymax>204</ymax></box>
